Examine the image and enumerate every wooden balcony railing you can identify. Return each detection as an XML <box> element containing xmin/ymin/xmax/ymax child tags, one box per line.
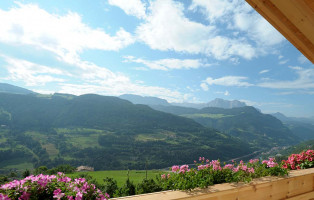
<box><xmin>114</xmin><ymin>168</ymin><xmax>314</xmax><ymax>200</ymax></box>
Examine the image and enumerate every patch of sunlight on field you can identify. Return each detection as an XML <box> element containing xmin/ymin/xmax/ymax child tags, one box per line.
<box><xmin>42</xmin><ymin>143</ymin><xmax>59</xmax><ymax>158</ymax></box>
<box><xmin>68</xmin><ymin>170</ymin><xmax>164</xmax><ymax>187</ymax></box>
<box><xmin>56</xmin><ymin>128</ymin><xmax>109</xmax><ymax>135</ymax></box>
<box><xmin>65</xmin><ymin>133</ymin><xmax>102</xmax><ymax>148</ymax></box>
<box><xmin>135</xmin><ymin>134</ymin><xmax>166</xmax><ymax>142</ymax></box>
<box><xmin>136</xmin><ymin>130</ymin><xmax>177</xmax><ymax>142</ymax></box>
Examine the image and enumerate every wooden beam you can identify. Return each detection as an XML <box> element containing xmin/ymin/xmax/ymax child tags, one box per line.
<box><xmin>245</xmin><ymin>0</ymin><xmax>314</xmax><ymax>63</ymax></box>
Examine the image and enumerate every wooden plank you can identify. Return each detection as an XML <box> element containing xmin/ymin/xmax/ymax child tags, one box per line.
<box><xmin>305</xmin><ymin>0</ymin><xmax>314</xmax><ymax>13</ymax></box>
<box><xmin>285</xmin><ymin>191</ymin><xmax>314</xmax><ymax>200</ymax></box>
<box><xmin>288</xmin><ymin>175</ymin><xmax>314</xmax><ymax>197</ymax></box>
<box><xmin>272</xmin><ymin>0</ymin><xmax>314</xmax><ymax>43</ymax></box>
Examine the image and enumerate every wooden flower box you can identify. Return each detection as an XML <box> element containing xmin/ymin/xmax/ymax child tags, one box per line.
<box><xmin>114</xmin><ymin>168</ymin><xmax>314</xmax><ymax>200</ymax></box>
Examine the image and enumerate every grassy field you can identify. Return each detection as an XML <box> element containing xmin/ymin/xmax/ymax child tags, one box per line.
<box><xmin>68</xmin><ymin>170</ymin><xmax>164</xmax><ymax>187</ymax></box>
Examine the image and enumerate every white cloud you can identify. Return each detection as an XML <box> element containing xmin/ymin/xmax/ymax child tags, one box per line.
<box><xmin>259</xmin><ymin>68</ymin><xmax>314</xmax><ymax>89</ymax></box>
<box><xmin>1</xmin><ymin>53</ymin><xmax>193</xmax><ymax>103</ymax></box>
<box><xmin>200</xmin><ymin>82</ymin><xmax>209</xmax><ymax>91</ymax></box>
<box><xmin>224</xmin><ymin>90</ymin><xmax>230</xmax><ymax>96</ymax></box>
<box><xmin>123</xmin><ymin>56</ymin><xmax>210</xmax><ymax>71</ymax></box>
<box><xmin>189</xmin><ymin>0</ymin><xmax>236</xmax><ymax>23</ymax></box>
<box><xmin>136</xmin><ymin>0</ymin><xmax>255</xmax><ymax>60</ymax></box>
<box><xmin>240</xmin><ymin>99</ymin><xmax>294</xmax><ymax>108</ymax></box>
<box><xmin>66</xmin><ymin>59</ymin><xmax>195</xmax><ymax>102</ymax></box>
<box><xmin>289</xmin><ymin>66</ymin><xmax>302</xmax><ymax>71</ymax></box>
<box><xmin>278</xmin><ymin>55</ymin><xmax>284</xmax><ymax>60</ymax></box>
<box><xmin>0</xmin><ymin>2</ymin><xmax>134</xmax><ymax>64</ymax></box>
<box><xmin>279</xmin><ymin>59</ymin><xmax>289</xmax><ymax>65</ymax></box>
<box><xmin>190</xmin><ymin>0</ymin><xmax>285</xmax><ymax>51</ymax></box>
<box><xmin>108</xmin><ymin>0</ymin><xmax>146</xmax><ymax>19</ymax></box>
<box><xmin>276</xmin><ymin>91</ymin><xmax>314</xmax><ymax>95</ymax></box>
<box><xmin>259</xmin><ymin>69</ymin><xmax>269</xmax><ymax>74</ymax></box>
<box><xmin>2</xmin><ymin>56</ymin><xmax>66</xmax><ymax>86</ymax></box>
<box><xmin>215</xmin><ymin>90</ymin><xmax>230</xmax><ymax>96</ymax></box>
<box><xmin>203</xmin><ymin>76</ymin><xmax>253</xmax><ymax>87</ymax></box>
<box><xmin>233</xmin><ymin>10</ymin><xmax>285</xmax><ymax>46</ymax></box>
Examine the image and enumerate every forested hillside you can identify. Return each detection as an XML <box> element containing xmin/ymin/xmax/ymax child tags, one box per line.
<box><xmin>0</xmin><ymin>93</ymin><xmax>251</xmax><ymax>171</ymax></box>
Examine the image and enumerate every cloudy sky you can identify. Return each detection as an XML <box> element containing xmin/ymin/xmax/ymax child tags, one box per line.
<box><xmin>0</xmin><ymin>0</ymin><xmax>313</xmax><ymax>117</ymax></box>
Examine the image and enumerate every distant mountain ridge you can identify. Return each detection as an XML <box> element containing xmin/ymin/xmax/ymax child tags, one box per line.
<box><xmin>0</xmin><ymin>83</ymin><xmax>35</xmax><ymax>95</ymax></box>
<box><xmin>172</xmin><ymin>98</ymin><xmax>246</xmax><ymax>109</ymax></box>
<box><xmin>119</xmin><ymin>94</ymin><xmax>170</xmax><ymax>106</ymax></box>
<box><xmin>271</xmin><ymin>112</ymin><xmax>314</xmax><ymax>124</ymax></box>
<box><xmin>119</xmin><ymin>94</ymin><xmax>246</xmax><ymax>109</ymax></box>
<box><xmin>271</xmin><ymin>112</ymin><xmax>314</xmax><ymax>140</ymax></box>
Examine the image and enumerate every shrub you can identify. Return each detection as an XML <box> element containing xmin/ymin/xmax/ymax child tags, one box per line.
<box><xmin>136</xmin><ymin>178</ymin><xmax>162</xmax><ymax>194</ymax></box>
<box><xmin>102</xmin><ymin>177</ymin><xmax>118</xmax><ymax>198</ymax></box>
<box><xmin>116</xmin><ymin>178</ymin><xmax>136</xmax><ymax>197</ymax></box>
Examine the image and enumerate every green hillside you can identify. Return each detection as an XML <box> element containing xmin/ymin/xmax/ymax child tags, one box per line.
<box><xmin>150</xmin><ymin>105</ymin><xmax>300</xmax><ymax>148</ymax></box>
<box><xmin>0</xmin><ymin>93</ymin><xmax>251</xmax><ymax>171</ymax></box>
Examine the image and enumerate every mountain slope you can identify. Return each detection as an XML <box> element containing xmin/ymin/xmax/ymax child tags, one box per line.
<box><xmin>0</xmin><ymin>93</ymin><xmax>251</xmax><ymax>170</ymax></box>
<box><xmin>271</xmin><ymin>112</ymin><xmax>314</xmax><ymax>140</ymax></box>
<box><xmin>0</xmin><ymin>83</ymin><xmax>35</xmax><ymax>95</ymax></box>
<box><xmin>183</xmin><ymin>106</ymin><xmax>300</xmax><ymax>147</ymax></box>
<box><xmin>151</xmin><ymin>105</ymin><xmax>299</xmax><ymax>148</ymax></box>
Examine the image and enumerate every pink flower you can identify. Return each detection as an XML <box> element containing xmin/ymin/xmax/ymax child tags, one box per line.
<box><xmin>171</xmin><ymin>165</ymin><xmax>179</xmax><ymax>172</ymax></box>
<box><xmin>232</xmin><ymin>166</ymin><xmax>240</xmax><ymax>172</ymax></box>
<box><xmin>161</xmin><ymin>174</ymin><xmax>166</xmax><ymax>179</ymax></box>
<box><xmin>198</xmin><ymin>165</ymin><xmax>205</xmax><ymax>170</ymax></box>
<box><xmin>248</xmin><ymin>168</ymin><xmax>255</xmax><ymax>173</ymax></box>
<box><xmin>210</xmin><ymin>160</ymin><xmax>221</xmax><ymax>171</ymax></box>
<box><xmin>19</xmin><ymin>192</ymin><xmax>31</xmax><ymax>200</ymax></box>
<box><xmin>167</xmin><ymin>174</ymin><xmax>170</xmax><ymax>179</ymax></box>
<box><xmin>75</xmin><ymin>191</ymin><xmax>83</xmax><ymax>200</ymax></box>
<box><xmin>249</xmin><ymin>159</ymin><xmax>259</xmax><ymax>164</ymax></box>
<box><xmin>223</xmin><ymin>164</ymin><xmax>234</xmax><ymax>169</ymax></box>
<box><xmin>179</xmin><ymin>165</ymin><xmax>189</xmax><ymax>174</ymax></box>
<box><xmin>0</xmin><ymin>193</ymin><xmax>11</xmax><ymax>200</ymax></box>
<box><xmin>53</xmin><ymin>188</ymin><xmax>65</xmax><ymax>199</ymax></box>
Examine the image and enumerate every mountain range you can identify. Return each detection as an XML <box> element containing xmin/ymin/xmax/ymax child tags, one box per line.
<box><xmin>0</xmin><ymin>83</ymin><xmax>311</xmax><ymax>171</ymax></box>
<box><xmin>119</xmin><ymin>94</ymin><xmax>246</xmax><ymax>109</ymax></box>
<box><xmin>0</xmin><ymin>87</ymin><xmax>251</xmax><ymax>170</ymax></box>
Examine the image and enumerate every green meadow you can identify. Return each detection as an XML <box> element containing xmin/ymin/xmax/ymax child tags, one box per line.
<box><xmin>68</xmin><ymin>170</ymin><xmax>164</xmax><ymax>187</ymax></box>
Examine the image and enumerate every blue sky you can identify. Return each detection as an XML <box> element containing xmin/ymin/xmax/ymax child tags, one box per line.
<box><xmin>0</xmin><ymin>0</ymin><xmax>313</xmax><ymax>117</ymax></box>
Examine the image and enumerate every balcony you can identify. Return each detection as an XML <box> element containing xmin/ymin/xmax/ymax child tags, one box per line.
<box><xmin>114</xmin><ymin>168</ymin><xmax>314</xmax><ymax>200</ymax></box>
